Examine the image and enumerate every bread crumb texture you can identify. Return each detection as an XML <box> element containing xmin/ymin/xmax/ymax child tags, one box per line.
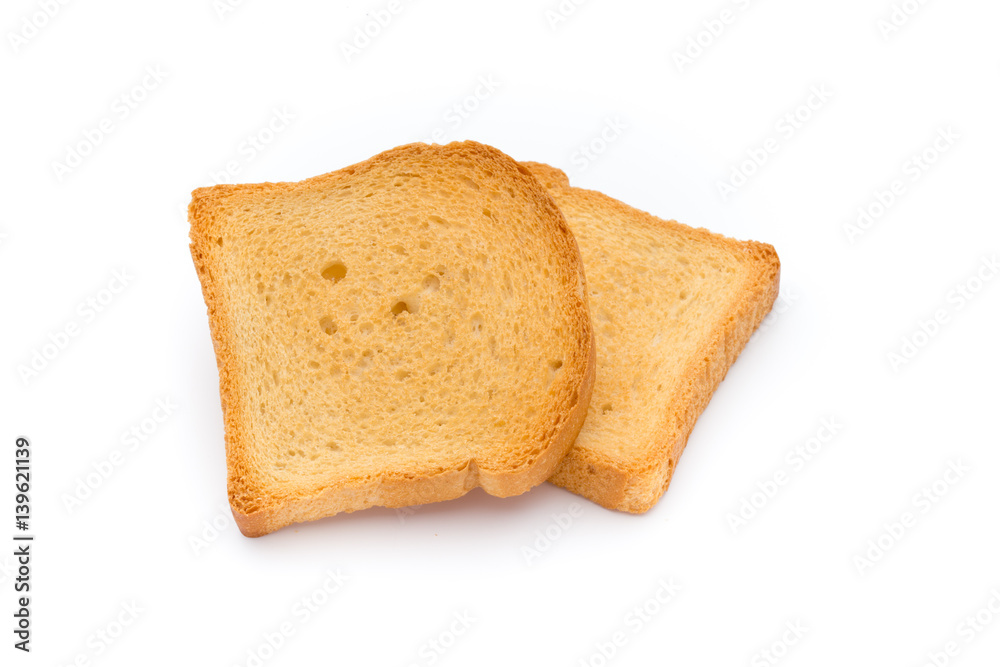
<box><xmin>190</xmin><ymin>143</ymin><xmax>594</xmax><ymax>536</ymax></box>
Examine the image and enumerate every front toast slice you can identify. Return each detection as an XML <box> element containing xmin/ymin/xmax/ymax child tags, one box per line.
<box><xmin>521</xmin><ymin>162</ymin><xmax>779</xmax><ymax>513</ymax></box>
<box><xmin>189</xmin><ymin>142</ymin><xmax>595</xmax><ymax>536</ymax></box>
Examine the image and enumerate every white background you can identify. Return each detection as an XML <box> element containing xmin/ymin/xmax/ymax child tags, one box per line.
<box><xmin>3</xmin><ymin>1</ymin><xmax>1000</xmax><ymax>665</ymax></box>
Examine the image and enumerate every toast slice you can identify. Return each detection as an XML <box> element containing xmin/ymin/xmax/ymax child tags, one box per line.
<box><xmin>189</xmin><ymin>142</ymin><xmax>595</xmax><ymax>536</ymax></box>
<box><xmin>521</xmin><ymin>162</ymin><xmax>780</xmax><ymax>513</ymax></box>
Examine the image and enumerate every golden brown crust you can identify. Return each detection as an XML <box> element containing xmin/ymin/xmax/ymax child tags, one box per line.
<box><xmin>190</xmin><ymin>143</ymin><xmax>595</xmax><ymax>537</ymax></box>
<box><xmin>519</xmin><ymin>161</ymin><xmax>571</xmax><ymax>190</ymax></box>
<box><xmin>521</xmin><ymin>162</ymin><xmax>780</xmax><ymax>513</ymax></box>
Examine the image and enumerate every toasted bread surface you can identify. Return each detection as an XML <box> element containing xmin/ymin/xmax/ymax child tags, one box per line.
<box><xmin>190</xmin><ymin>143</ymin><xmax>595</xmax><ymax>536</ymax></box>
<box><xmin>521</xmin><ymin>162</ymin><xmax>780</xmax><ymax>512</ymax></box>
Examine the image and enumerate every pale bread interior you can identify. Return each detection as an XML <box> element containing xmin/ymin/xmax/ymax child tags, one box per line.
<box><xmin>190</xmin><ymin>143</ymin><xmax>594</xmax><ymax>535</ymax></box>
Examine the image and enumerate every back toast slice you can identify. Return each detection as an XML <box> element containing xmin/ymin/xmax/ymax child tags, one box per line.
<box><xmin>189</xmin><ymin>142</ymin><xmax>595</xmax><ymax>536</ymax></box>
<box><xmin>521</xmin><ymin>162</ymin><xmax>780</xmax><ymax>513</ymax></box>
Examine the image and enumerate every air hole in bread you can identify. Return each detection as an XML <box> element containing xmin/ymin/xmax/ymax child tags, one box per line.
<box><xmin>353</xmin><ymin>352</ymin><xmax>373</xmax><ymax>376</ymax></box>
<box><xmin>461</xmin><ymin>177</ymin><xmax>480</xmax><ymax>190</ymax></box>
<box><xmin>321</xmin><ymin>262</ymin><xmax>347</xmax><ymax>283</ymax></box>
<box><xmin>550</xmin><ymin>359</ymin><xmax>563</xmax><ymax>371</ymax></box>
<box><xmin>422</xmin><ymin>274</ymin><xmax>440</xmax><ymax>292</ymax></box>
<box><xmin>470</xmin><ymin>313</ymin><xmax>484</xmax><ymax>335</ymax></box>
<box><xmin>319</xmin><ymin>317</ymin><xmax>337</xmax><ymax>335</ymax></box>
<box><xmin>601</xmin><ymin>403</ymin><xmax>613</xmax><ymax>415</ymax></box>
<box><xmin>391</xmin><ymin>244</ymin><xmax>407</xmax><ymax>255</ymax></box>
<box><xmin>392</xmin><ymin>296</ymin><xmax>419</xmax><ymax>316</ymax></box>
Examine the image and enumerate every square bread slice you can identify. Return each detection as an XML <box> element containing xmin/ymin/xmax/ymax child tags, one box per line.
<box><xmin>189</xmin><ymin>142</ymin><xmax>595</xmax><ymax>536</ymax></box>
<box><xmin>521</xmin><ymin>162</ymin><xmax>780</xmax><ymax>513</ymax></box>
